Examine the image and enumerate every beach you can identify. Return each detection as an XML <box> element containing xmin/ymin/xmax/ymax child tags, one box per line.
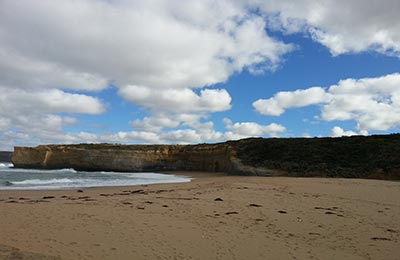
<box><xmin>0</xmin><ymin>172</ymin><xmax>399</xmax><ymax>260</ymax></box>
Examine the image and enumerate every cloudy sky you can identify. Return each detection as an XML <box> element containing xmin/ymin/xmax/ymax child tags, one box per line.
<box><xmin>1</xmin><ymin>0</ymin><xmax>400</xmax><ymax>150</ymax></box>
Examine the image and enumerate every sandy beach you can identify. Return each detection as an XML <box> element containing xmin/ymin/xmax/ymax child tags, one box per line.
<box><xmin>0</xmin><ymin>172</ymin><xmax>399</xmax><ymax>260</ymax></box>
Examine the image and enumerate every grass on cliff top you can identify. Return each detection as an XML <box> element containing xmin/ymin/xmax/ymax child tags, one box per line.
<box><xmin>234</xmin><ymin>134</ymin><xmax>400</xmax><ymax>178</ymax></box>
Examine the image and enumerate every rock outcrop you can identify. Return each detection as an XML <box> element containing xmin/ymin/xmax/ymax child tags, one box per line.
<box><xmin>12</xmin><ymin>143</ymin><xmax>239</xmax><ymax>173</ymax></box>
<box><xmin>12</xmin><ymin>134</ymin><xmax>400</xmax><ymax>179</ymax></box>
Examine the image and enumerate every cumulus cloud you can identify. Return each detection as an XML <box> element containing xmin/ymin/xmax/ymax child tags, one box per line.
<box><xmin>0</xmin><ymin>118</ymin><xmax>11</xmax><ymax>131</ymax></box>
<box><xmin>0</xmin><ymin>85</ymin><xmax>104</xmax><ymax>137</ymax></box>
<box><xmin>254</xmin><ymin>73</ymin><xmax>400</xmax><ymax>132</ymax></box>
<box><xmin>0</xmin><ymin>85</ymin><xmax>105</xmax><ymax>150</ymax></box>
<box><xmin>119</xmin><ymin>86</ymin><xmax>232</xmax><ymax>113</ymax></box>
<box><xmin>0</xmin><ymin>87</ymin><xmax>105</xmax><ymax>116</ymax></box>
<box><xmin>0</xmin><ymin>0</ymin><xmax>292</xmax><ymax>91</ymax></box>
<box><xmin>0</xmin><ymin>0</ymin><xmax>299</xmax><ymax>148</ymax></box>
<box><xmin>330</xmin><ymin>126</ymin><xmax>368</xmax><ymax>137</ymax></box>
<box><xmin>131</xmin><ymin>114</ymin><xmax>287</xmax><ymax>143</ymax></box>
<box><xmin>254</xmin><ymin>0</ymin><xmax>400</xmax><ymax>56</ymax></box>
<box><xmin>322</xmin><ymin>74</ymin><xmax>400</xmax><ymax>131</ymax></box>
<box><xmin>224</xmin><ymin>118</ymin><xmax>286</xmax><ymax>138</ymax></box>
<box><xmin>2</xmin><ymin>0</ymin><xmax>399</xmax><ymax>148</ymax></box>
<box><xmin>253</xmin><ymin>87</ymin><xmax>330</xmax><ymax>116</ymax></box>
<box><xmin>1</xmin><ymin>119</ymin><xmax>286</xmax><ymax>150</ymax></box>
<box><xmin>0</xmin><ymin>50</ymin><xmax>108</xmax><ymax>91</ymax></box>
<box><xmin>131</xmin><ymin>116</ymin><xmax>181</xmax><ymax>133</ymax></box>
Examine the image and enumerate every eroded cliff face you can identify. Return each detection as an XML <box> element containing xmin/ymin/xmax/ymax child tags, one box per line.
<box><xmin>13</xmin><ymin>135</ymin><xmax>400</xmax><ymax>179</ymax></box>
<box><xmin>12</xmin><ymin>143</ymin><xmax>237</xmax><ymax>173</ymax></box>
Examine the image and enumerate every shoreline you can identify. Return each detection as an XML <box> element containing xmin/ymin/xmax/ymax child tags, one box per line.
<box><xmin>0</xmin><ymin>173</ymin><xmax>399</xmax><ymax>259</ymax></box>
<box><xmin>0</xmin><ymin>169</ymin><xmax>196</xmax><ymax>191</ymax></box>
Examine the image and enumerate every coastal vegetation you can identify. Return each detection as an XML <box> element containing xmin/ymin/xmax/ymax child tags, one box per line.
<box><xmin>235</xmin><ymin>134</ymin><xmax>400</xmax><ymax>179</ymax></box>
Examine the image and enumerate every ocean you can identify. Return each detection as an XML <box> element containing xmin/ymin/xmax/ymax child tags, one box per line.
<box><xmin>0</xmin><ymin>163</ymin><xmax>190</xmax><ymax>190</ymax></box>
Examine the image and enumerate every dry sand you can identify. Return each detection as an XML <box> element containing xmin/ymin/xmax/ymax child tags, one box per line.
<box><xmin>0</xmin><ymin>172</ymin><xmax>399</xmax><ymax>260</ymax></box>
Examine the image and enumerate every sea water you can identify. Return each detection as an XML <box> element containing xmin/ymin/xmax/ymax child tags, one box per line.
<box><xmin>0</xmin><ymin>163</ymin><xmax>190</xmax><ymax>190</ymax></box>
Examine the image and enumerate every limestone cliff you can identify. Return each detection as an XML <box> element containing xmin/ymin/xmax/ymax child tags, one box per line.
<box><xmin>12</xmin><ymin>134</ymin><xmax>400</xmax><ymax>179</ymax></box>
<box><xmin>12</xmin><ymin>143</ymin><xmax>239</xmax><ymax>173</ymax></box>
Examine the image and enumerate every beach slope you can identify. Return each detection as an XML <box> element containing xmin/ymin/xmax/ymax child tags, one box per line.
<box><xmin>0</xmin><ymin>174</ymin><xmax>399</xmax><ymax>260</ymax></box>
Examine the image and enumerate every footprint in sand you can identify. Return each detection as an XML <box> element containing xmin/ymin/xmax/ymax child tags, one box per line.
<box><xmin>225</xmin><ymin>211</ymin><xmax>239</xmax><ymax>215</ymax></box>
<box><xmin>5</xmin><ymin>200</ymin><xmax>18</xmax><ymax>203</ymax></box>
<box><xmin>371</xmin><ymin>237</ymin><xmax>392</xmax><ymax>241</ymax></box>
<box><xmin>42</xmin><ymin>196</ymin><xmax>55</xmax><ymax>199</ymax></box>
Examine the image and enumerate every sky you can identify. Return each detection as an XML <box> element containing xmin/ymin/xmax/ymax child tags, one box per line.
<box><xmin>1</xmin><ymin>0</ymin><xmax>400</xmax><ymax>150</ymax></box>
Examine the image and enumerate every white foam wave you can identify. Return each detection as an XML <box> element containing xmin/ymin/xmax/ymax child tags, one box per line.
<box><xmin>0</xmin><ymin>163</ymin><xmax>13</xmax><ymax>168</ymax></box>
<box><xmin>11</xmin><ymin>178</ymin><xmax>76</xmax><ymax>185</ymax></box>
<box><xmin>55</xmin><ymin>168</ymin><xmax>77</xmax><ymax>173</ymax></box>
<box><xmin>5</xmin><ymin>168</ymin><xmax>77</xmax><ymax>174</ymax></box>
<box><xmin>1</xmin><ymin>173</ymin><xmax>191</xmax><ymax>190</ymax></box>
<box><xmin>99</xmin><ymin>171</ymin><xmax>175</xmax><ymax>179</ymax></box>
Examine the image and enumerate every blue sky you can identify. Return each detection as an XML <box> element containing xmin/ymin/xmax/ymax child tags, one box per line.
<box><xmin>1</xmin><ymin>1</ymin><xmax>400</xmax><ymax>150</ymax></box>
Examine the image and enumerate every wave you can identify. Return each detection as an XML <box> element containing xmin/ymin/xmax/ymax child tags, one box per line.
<box><xmin>99</xmin><ymin>171</ymin><xmax>180</xmax><ymax>179</ymax></box>
<box><xmin>2</xmin><ymin>168</ymin><xmax>77</xmax><ymax>174</ymax></box>
<box><xmin>11</xmin><ymin>178</ymin><xmax>77</xmax><ymax>186</ymax></box>
<box><xmin>54</xmin><ymin>168</ymin><xmax>77</xmax><ymax>173</ymax></box>
<box><xmin>0</xmin><ymin>173</ymin><xmax>191</xmax><ymax>190</ymax></box>
<box><xmin>0</xmin><ymin>163</ymin><xmax>13</xmax><ymax>168</ymax></box>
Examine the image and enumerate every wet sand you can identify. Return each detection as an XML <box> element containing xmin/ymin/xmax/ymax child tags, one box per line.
<box><xmin>0</xmin><ymin>172</ymin><xmax>399</xmax><ymax>260</ymax></box>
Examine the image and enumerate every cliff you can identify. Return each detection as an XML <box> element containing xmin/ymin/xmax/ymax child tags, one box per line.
<box><xmin>12</xmin><ymin>134</ymin><xmax>400</xmax><ymax>179</ymax></box>
<box><xmin>12</xmin><ymin>143</ymin><xmax>236</xmax><ymax>173</ymax></box>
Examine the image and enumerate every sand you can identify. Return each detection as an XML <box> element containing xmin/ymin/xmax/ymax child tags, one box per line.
<box><xmin>0</xmin><ymin>172</ymin><xmax>399</xmax><ymax>260</ymax></box>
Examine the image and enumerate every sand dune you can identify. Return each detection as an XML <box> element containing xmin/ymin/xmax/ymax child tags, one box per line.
<box><xmin>0</xmin><ymin>173</ymin><xmax>399</xmax><ymax>260</ymax></box>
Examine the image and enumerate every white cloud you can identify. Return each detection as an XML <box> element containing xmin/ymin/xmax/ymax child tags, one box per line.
<box><xmin>254</xmin><ymin>0</ymin><xmax>400</xmax><ymax>56</ymax></box>
<box><xmin>0</xmin><ymin>87</ymin><xmax>105</xmax><ymax>116</ymax></box>
<box><xmin>107</xmin><ymin>131</ymin><xmax>162</xmax><ymax>144</ymax></box>
<box><xmin>130</xmin><ymin>113</ymin><xmax>221</xmax><ymax>143</ymax></box>
<box><xmin>0</xmin><ymin>118</ymin><xmax>11</xmax><ymax>131</ymax></box>
<box><xmin>0</xmin><ymin>49</ymin><xmax>108</xmax><ymax>91</ymax></box>
<box><xmin>0</xmin><ymin>0</ymin><xmax>292</xmax><ymax>91</ymax></box>
<box><xmin>224</xmin><ymin>118</ymin><xmax>286</xmax><ymax>138</ymax></box>
<box><xmin>119</xmin><ymin>86</ymin><xmax>232</xmax><ymax>113</ymax></box>
<box><xmin>253</xmin><ymin>87</ymin><xmax>329</xmax><ymax>116</ymax></box>
<box><xmin>2</xmin><ymin>0</ymin><xmax>399</xmax><ymax>148</ymax></box>
<box><xmin>255</xmin><ymin>73</ymin><xmax>400</xmax><ymax>132</ymax></box>
<box><xmin>0</xmin><ymin>0</ymin><xmax>297</xmax><ymax>148</ymax></box>
<box><xmin>131</xmin><ymin>116</ymin><xmax>181</xmax><ymax>133</ymax></box>
<box><xmin>322</xmin><ymin>73</ymin><xmax>400</xmax><ymax>131</ymax></box>
<box><xmin>1</xmin><ymin>116</ymin><xmax>286</xmax><ymax>149</ymax></box>
<box><xmin>160</xmin><ymin>129</ymin><xmax>202</xmax><ymax>144</ymax></box>
<box><xmin>0</xmin><ymin>85</ymin><xmax>105</xmax><ymax>137</ymax></box>
<box><xmin>330</xmin><ymin>126</ymin><xmax>368</xmax><ymax>137</ymax></box>
<box><xmin>0</xmin><ymin>85</ymin><xmax>104</xmax><ymax>147</ymax></box>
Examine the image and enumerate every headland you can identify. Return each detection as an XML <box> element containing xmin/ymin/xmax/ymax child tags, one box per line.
<box><xmin>12</xmin><ymin>134</ymin><xmax>400</xmax><ymax>179</ymax></box>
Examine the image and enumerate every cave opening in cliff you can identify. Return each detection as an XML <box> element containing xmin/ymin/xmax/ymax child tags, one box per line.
<box><xmin>214</xmin><ymin>161</ymin><xmax>219</xmax><ymax>172</ymax></box>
